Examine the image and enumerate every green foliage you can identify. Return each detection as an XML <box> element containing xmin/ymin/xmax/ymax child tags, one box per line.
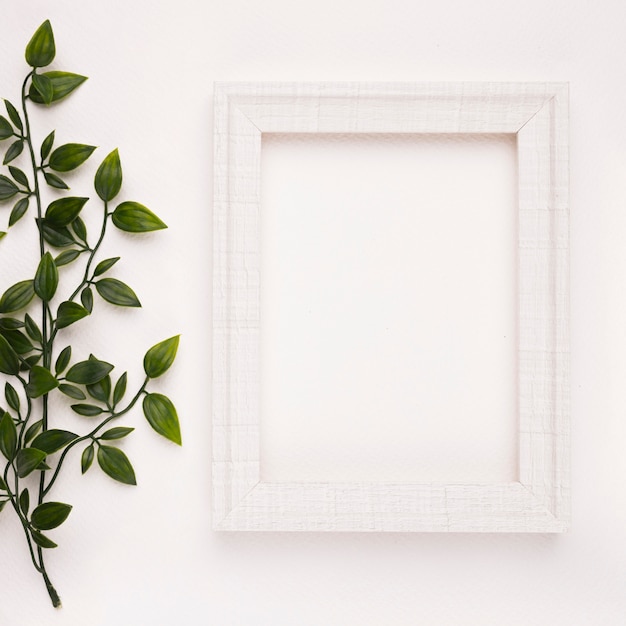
<box><xmin>0</xmin><ymin>19</ymin><xmax>180</xmax><ymax>608</ymax></box>
<box><xmin>31</xmin><ymin>502</ymin><xmax>72</xmax><ymax>530</ymax></box>
<box><xmin>9</xmin><ymin>198</ymin><xmax>29</xmax><ymax>226</ymax></box>
<box><xmin>3</xmin><ymin>139</ymin><xmax>24</xmax><ymax>165</ymax></box>
<box><xmin>65</xmin><ymin>358</ymin><xmax>113</xmax><ymax>385</ymax></box>
<box><xmin>45</xmin><ymin>196</ymin><xmax>89</xmax><ymax>226</ymax></box>
<box><xmin>0</xmin><ymin>174</ymin><xmax>18</xmax><ymax>200</ymax></box>
<box><xmin>0</xmin><ymin>412</ymin><xmax>17</xmax><ymax>460</ymax></box>
<box><xmin>25</xmin><ymin>20</ymin><xmax>55</xmax><ymax>68</ymax></box>
<box><xmin>94</xmin><ymin>149</ymin><xmax>122</xmax><ymax>202</ymax></box>
<box><xmin>144</xmin><ymin>336</ymin><xmax>179</xmax><ymax>379</ymax></box>
<box><xmin>142</xmin><ymin>393</ymin><xmax>181</xmax><ymax>445</ymax></box>
<box><xmin>16</xmin><ymin>448</ymin><xmax>47</xmax><ymax>477</ymax></box>
<box><xmin>0</xmin><ymin>280</ymin><xmax>35</xmax><ymax>313</ymax></box>
<box><xmin>0</xmin><ymin>116</ymin><xmax>12</xmax><ymax>140</ymax></box>
<box><xmin>31</xmin><ymin>429</ymin><xmax>78</xmax><ymax>454</ymax></box>
<box><xmin>0</xmin><ymin>333</ymin><xmax>20</xmax><ymax>375</ymax></box>
<box><xmin>56</xmin><ymin>301</ymin><xmax>89</xmax><ymax>329</ymax></box>
<box><xmin>95</xmin><ymin>278</ymin><xmax>141</xmax><ymax>307</ymax></box>
<box><xmin>31</xmin><ymin>74</ymin><xmax>53</xmax><ymax>105</ymax></box>
<box><xmin>28</xmin><ymin>71</ymin><xmax>87</xmax><ymax>104</ymax></box>
<box><xmin>26</xmin><ymin>366</ymin><xmax>59</xmax><ymax>398</ymax></box>
<box><xmin>34</xmin><ymin>252</ymin><xmax>59</xmax><ymax>301</ymax></box>
<box><xmin>97</xmin><ymin>445</ymin><xmax>136</xmax><ymax>485</ymax></box>
<box><xmin>48</xmin><ymin>144</ymin><xmax>96</xmax><ymax>172</ymax></box>
<box><xmin>80</xmin><ymin>444</ymin><xmax>94</xmax><ymax>474</ymax></box>
<box><xmin>112</xmin><ymin>202</ymin><xmax>167</xmax><ymax>232</ymax></box>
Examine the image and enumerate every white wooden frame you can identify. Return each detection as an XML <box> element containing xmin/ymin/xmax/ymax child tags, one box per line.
<box><xmin>213</xmin><ymin>82</ymin><xmax>569</xmax><ymax>532</ymax></box>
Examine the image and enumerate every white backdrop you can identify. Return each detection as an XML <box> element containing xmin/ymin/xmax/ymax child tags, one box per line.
<box><xmin>0</xmin><ymin>1</ymin><xmax>624</xmax><ymax>624</ymax></box>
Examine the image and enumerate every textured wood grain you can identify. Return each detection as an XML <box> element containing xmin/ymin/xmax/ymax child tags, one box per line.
<box><xmin>213</xmin><ymin>82</ymin><xmax>569</xmax><ymax>532</ymax></box>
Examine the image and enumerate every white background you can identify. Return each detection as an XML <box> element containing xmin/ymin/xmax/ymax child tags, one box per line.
<box><xmin>0</xmin><ymin>1</ymin><xmax>624</xmax><ymax>624</ymax></box>
<box><xmin>261</xmin><ymin>133</ymin><xmax>519</xmax><ymax>484</ymax></box>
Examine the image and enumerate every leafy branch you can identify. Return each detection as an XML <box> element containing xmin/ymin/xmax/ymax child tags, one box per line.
<box><xmin>0</xmin><ymin>20</ymin><xmax>181</xmax><ymax>608</ymax></box>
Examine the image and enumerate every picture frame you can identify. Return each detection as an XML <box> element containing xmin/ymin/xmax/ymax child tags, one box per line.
<box><xmin>212</xmin><ymin>82</ymin><xmax>569</xmax><ymax>532</ymax></box>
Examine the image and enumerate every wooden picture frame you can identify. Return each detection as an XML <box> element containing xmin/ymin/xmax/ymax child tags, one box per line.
<box><xmin>212</xmin><ymin>82</ymin><xmax>569</xmax><ymax>532</ymax></box>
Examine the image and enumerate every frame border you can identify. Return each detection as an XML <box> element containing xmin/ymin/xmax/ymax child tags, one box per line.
<box><xmin>213</xmin><ymin>82</ymin><xmax>569</xmax><ymax>532</ymax></box>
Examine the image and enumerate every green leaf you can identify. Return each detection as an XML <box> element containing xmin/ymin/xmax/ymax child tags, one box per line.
<box><xmin>24</xmin><ymin>419</ymin><xmax>43</xmax><ymax>444</ymax></box>
<box><xmin>3</xmin><ymin>139</ymin><xmax>24</xmax><ymax>165</ymax></box>
<box><xmin>8</xmin><ymin>166</ymin><xmax>29</xmax><ymax>189</ymax></box>
<box><xmin>56</xmin><ymin>301</ymin><xmax>89</xmax><ymax>329</ymax></box>
<box><xmin>0</xmin><ymin>500</ymin><xmax>8</xmax><ymax>513</ymax></box>
<box><xmin>24</xmin><ymin>314</ymin><xmax>42</xmax><ymax>343</ymax></box>
<box><xmin>28</xmin><ymin>71</ymin><xmax>87</xmax><ymax>104</ymax></box>
<box><xmin>144</xmin><ymin>335</ymin><xmax>179</xmax><ymax>379</ymax></box>
<box><xmin>0</xmin><ymin>412</ymin><xmax>17</xmax><ymax>460</ymax></box>
<box><xmin>80</xmin><ymin>286</ymin><xmax>93</xmax><ymax>313</ymax></box>
<box><xmin>19</xmin><ymin>488</ymin><xmax>29</xmax><ymax>515</ymax></box>
<box><xmin>58</xmin><ymin>383</ymin><xmax>85</xmax><ymax>400</ymax></box>
<box><xmin>16</xmin><ymin>447</ymin><xmax>47</xmax><ymax>477</ymax></box>
<box><xmin>31</xmin><ymin>502</ymin><xmax>72</xmax><ymax>530</ymax></box>
<box><xmin>1</xmin><ymin>329</ymin><xmax>34</xmax><ymax>354</ymax></box>
<box><xmin>54</xmin><ymin>249</ymin><xmax>81</xmax><ymax>267</ymax></box>
<box><xmin>26</xmin><ymin>365</ymin><xmax>59</xmax><ymax>398</ymax></box>
<box><xmin>112</xmin><ymin>202</ymin><xmax>167</xmax><ymax>232</ymax></box>
<box><xmin>93</xmin><ymin>257</ymin><xmax>120</xmax><ymax>277</ymax></box>
<box><xmin>40</xmin><ymin>220</ymin><xmax>75</xmax><ymax>248</ymax></box>
<box><xmin>0</xmin><ymin>232</ymin><xmax>5</xmax><ymax>241</ymax></box>
<box><xmin>40</xmin><ymin>130</ymin><xmax>55</xmax><ymax>160</ymax></box>
<box><xmin>5</xmin><ymin>382</ymin><xmax>20</xmax><ymax>412</ymax></box>
<box><xmin>34</xmin><ymin>252</ymin><xmax>59</xmax><ymax>301</ymax></box>
<box><xmin>72</xmin><ymin>216</ymin><xmax>87</xmax><ymax>243</ymax></box>
<box><xmin>9</xmin><ymin>198</ymin><xmax>29</xmax><ymax>226</ymax></box>
<box><xmin>0</xmin><ymin>280</ymin><xmax>35</xmax><ymax>313</ymax></box>
<box><xmin>94</xmin><ymin>149</ymin><xmax>122</xmax><ymax>202</ymax></box>
<box><xmin>97</xmin><ymin>445</ymin><xmax>136</xmax><ymax>485</ymax></box>
<box><xmin>49</xmin><ymin>144</ymin><xmax>96</xmax><ymax>172</ymax></box>
<box><xmin>0</xmin><ymin>116</ymin><xmax>12</xmax><ymax>140</ymax></box>
<box><xmin>44</xmin><ymin>172</ymin><xmax>68</xmax><ymax>190</ymax></box>
<box><xmin>113</xmin><ymin>372</ymin><xmax>127</xmax><ymax>405</ymax></box>
<box><xmin>20</xmin><ymin>354</ymin><xmax>41</xmax><ymax>371</ymax></box>
<box><xmin>31</xmin><ymin>429</ymin><xmax>78</xmax><ymax>454</ymax></box>
<box><xmin>0</xmin><ymin>333</ymin><xmax>20</xmax><ymax>375</ymax></box>
<box><xmin>31</xmin><ymin>529</ymin><xmax>57</xmax><ymax>549</ymax></box>
<box><xmin>81</xmin><ymin>444</ymin><xmax>94</xmax><ymax>474</ymax></box>
<box><xmin>100</xmin><ymin>426</ymin><xmax>134</xmax><ymax>441</ymax></box>
<box><xmin>31</xmin><ymin>73</ymin><xmax>53</xmax><ymax>105</ymax></box>
<box><xmin>45</xmin><ymin>196</ymin><xmax>89</xmax><ymax>226</ymax></box>
<box><xmin>66</xmin><ymin>358</ymin><xmax>113</xmax><ymax>385</ymax></box>
<box><xmin>55</xmin><ymin>346</ymin><xmax>71</xmax><ymax>374</ymax></box>
<box><xmin>0</xmin><ymin>475</ymin><xmax>7</xmax><ymax>490</ymax></box>
<box><xmin>0</xmin><ymin>318</ymin><xmax>23</xmax><ymax>330</ymax></box>
<box><xmin>4</xmin><ymin>101</ymin><xmax>22</xmax><ymax>132</ymax></box>
<box><xmin>0</xmin><ymin>174</ymin><xmax>19</xmax><ymax>201</ymax></box>
<box><xmin>95</xmin><ymin>278</ymin><xmax>141</xmax><ymax>307</ymax></box>
<box><xmin>142</xmin><ymin>393</ymin><xmax>182</xmax><ymax>445</ymax></box>
<box><xmin>86</xmin><ymin>375</ymin><xmax>110</xmax><ymax>403</ymax></box>
<box><xmin>71</xmin><ymin>403</ymin><xmax>103</xmax><ymax>417</ymax></box>
<box><xmin>25</xmin><ymin>20</ymin><xmax>56</xmax><ymax>67</ymax></box>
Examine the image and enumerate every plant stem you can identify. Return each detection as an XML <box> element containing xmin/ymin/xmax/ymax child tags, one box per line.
<box><xmin>43</xmin><ymin>377</ymin><xmax>148</xmax><ymax>496</ymax></box>
<box><xmin>68</xmin><ymin>201</ymin><xmax>109</xmax><ymax>302</ymax></box>
<box><xmin>21</xmin><ymin>70</ymin><xmax>60</xmax><ymax>609</ymax></box>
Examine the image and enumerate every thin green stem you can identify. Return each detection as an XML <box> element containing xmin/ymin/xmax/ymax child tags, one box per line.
<box><xmin>43</xmin><ymin>377</ymin><xmax>148</xmax><ymax>497</ymax></box>
<box><xmin>3</xmin><ymin>462</ymin><xmax>42</xmax><ymax>574</ymax></box>
<box><xmin>16</xmin><ymin>374</ymin><xmax>34</xmax><ymax>450</ymax></box>
<box><xmin>21</xmin><ymin>72</ymin><xmax>43</xmax><ymax>256</ymax></box>
<box><xmin>21</xmin><ymin>69</ymin><xmax>60</xmax><ymax>609</ymax></box>
<box><xmin>68</xmin><ymin>201</ymin><xmax>108</xmax><ymax>302</ymax></box>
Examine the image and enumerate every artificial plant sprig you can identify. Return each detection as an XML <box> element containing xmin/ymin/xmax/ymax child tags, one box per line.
<box><xmin>0</xmin><ymin>20</ymin><xmax>181</xmax><ymax>608</ymax></box>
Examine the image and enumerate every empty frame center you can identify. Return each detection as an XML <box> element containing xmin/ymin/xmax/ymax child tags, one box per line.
<box><xmin>260</xmin><ymin>132</ymin><xmax>518</xmax><ymax>484</ymax></box>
